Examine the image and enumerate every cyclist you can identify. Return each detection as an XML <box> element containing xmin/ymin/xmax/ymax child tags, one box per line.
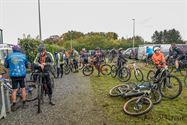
<box><xmin>109</xmin><ymin>48</ymin><xmax>117</xmax><ymax>63</ymax></box>
<box><xmin>34</xmin><ymin>44</ymin><xmax>55</xmax><ymax>105</ymax></box>
<box><xmin>4</xmin><ymin>45</ymin><xmax>28</xmax><ymax>111</ymax></box>
<box><xmin>169</xmin><ymin>43</ymin><xmax>185</xmax><ymax>72</ymax></box>
<box><xmin>146</xmin><ymin>46</ymin><xmax>153</xmax><ymax>64</ymax></box>
<box><xmin>92</xmin><ymin>47</ymin><xmax>103</xmax><ymax>77</ymax></box>
<box><xmin>56</xmin><ymin>49</ymin><xmax>64</xmax><ymax>78</ymax></box>
<box><xmin>80</xmin><ymin>48</ymin><xmax>89</xmax><ymax>67</ymax></box>
<box><xmin>116</xmin><ymin>48</ymin><xmax>127</xmax><ymax>69</ymax></box>
<box><xmin>69</xmin><ymin>48</ymin><xmax>79</xmax><ymax>71</ymax></box>
<box><xmin>152</xmin><ymin>47</ymin><xmax>167</xmax><ymax>81</ymax></box>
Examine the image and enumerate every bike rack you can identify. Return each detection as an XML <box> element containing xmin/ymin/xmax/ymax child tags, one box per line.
<box><xmin>0</xmin><ymin>81</ymin><xmax>11</xmax><ymax>119</ymax></box>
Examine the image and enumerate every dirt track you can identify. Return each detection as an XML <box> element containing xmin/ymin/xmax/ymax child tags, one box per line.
<box><xmin>0</xmin><ymin>73</ymin><xmax>108</xmax><ymax>125</ymax></box>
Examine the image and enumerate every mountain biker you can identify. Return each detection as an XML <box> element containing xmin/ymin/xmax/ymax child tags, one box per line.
<box><xmin>34</xmin><ymin>44</ymin><xmax>55</xmax><ymax>105</ymax></box>
<box><xmin>92</xmin><ymin>47</ymin><xmax>103</xmax><ymax>77</ymax></box>
<box><xmin>80</xmin><ymin>48</ymin><xmax>89</xmax><ymax>67</ymax></box>
<box><xmin>4</xmin><ymin>45</ymin><xmax>28</xmax><ymax>111</ymax></box>
<box><xmin>169</xmin><ymin>43</ymin><xmax>185</xmax><ymax>72</ymax></box>
<box><xmin>152</xmin><ymin>47</ymin><xmax>167</xmax><ymax>81</ymax></box>
<box><xmin>69</xmin><ymin>48</ymin><xmax>79</xmax><ymax>71</ymax></box>
<box><xmin>56</xmin><ymin>49</ymin><xmax>64</xmax><ymax>78</ymax></box>
<box><xmin>109</xmin><ymin>48</ymin><xmax>117</xmax><ymax>63</ymax></box>
<box><xmin>117</xmin><ymin>48</ymin><xmax>127</xmax><ymax>69</ymax></box>
<box><xmin>146</xmin><ymin>46</ymin><xmax>153</xmax><ymax>64</ymax></box>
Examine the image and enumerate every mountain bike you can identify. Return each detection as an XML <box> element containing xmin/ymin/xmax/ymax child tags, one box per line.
<box><xmin>111</xmin><ymin>58</ymin><xmax>130</xmax><ymax>82</ymax></box>
<box><xmin>109</xmin><ymin>82</ymin><xmax>161</xmax><ymax>116</ymax></box>
<box><xmin>82</xmin><ymin>60</ymin><xmax>111</xmax><ymax>76</ymax></box>
<box><xmin>126</xmin><ymin>61</ymin><xmax>144</xmax><ymax>82</ymax></box>
<box><xmin>147</xmin><ymin>66</ymin><xmax>182</xmax><ymax>99</ymax></box>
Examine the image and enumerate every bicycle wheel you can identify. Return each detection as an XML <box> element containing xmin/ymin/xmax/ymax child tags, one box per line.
<box><xmin>147</xmin><ymin>70</ymin><xmax>156</xmax><ymax>81</ymax></box>
<box><xmin>111</xmin><ymin>65</ymin><xmax>117</xmax><ymax>78</ymax></box>
<box><xmin>159</xmin><ymin>75</ymin><xmax>182</xmax><ymax>99</ymax></box>
<box><xmin>101</xmin><ymin>64</ymin><xmax>111</xmax><ymax>75</ymax></box>
<box><xmin>82</xmin><ymin>65</ymin><xmax>94</xmax><ymax>76</ymax></box>
<box><xmin>26</xmin><ymin>81</ymin><xmax>38</xmax><ymax>102</ymax></box>
<box><xmin>134</xmin><ymin>68</ymin><xmax>144</xmax><ymax>82</ymax></box>
<box><xmin>37</xmin><ymin>84</ymin><xmax>42</xmax><ymax>113</ymax></box>
<box><xmin>123</xmin><ymin>96</ymin><xmax>153</xmax><ymax>116</ymax></box>
<box><xmin>63</xmin><ymin>64</ymin><xmax>70</xmax><ymax>75</ymax></box>
<box><xmin>51</xmin><ymin>77</ymin><xmax>55</xmax><ymax>89</ymax></box>
<box><xmin>149</xmin><ymin>89</ymin><xmax>162</xmax><ymax>105</ymax></box>
<box><xmin>118</xmin><ymin>67</ymin><xmax>131</xmax><ymax>82</ymax></box>
<box><xmin>109</xmin><ymin>84</ymin><xmax>129</xmax><ymax>97</ymax></box>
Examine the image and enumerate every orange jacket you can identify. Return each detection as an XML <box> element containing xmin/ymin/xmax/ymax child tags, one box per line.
<box><xmin>152</xmin><ymin>52</ymin><xmax>166</xmax><ymax>67</ymax></box>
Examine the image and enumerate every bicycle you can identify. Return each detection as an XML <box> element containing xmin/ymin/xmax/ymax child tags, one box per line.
<box><xmin>109</xmin><ymin>82</ymin><xmax>161</xmax><ymax>116</ymax></box>
<box><xmin>109</xmin><ymin>82</ymin><xmax>162</xmax><ymax>105</ymax></box>
<box><xmin>166</xmin><ymin>55</ymin><xmax>187</xmax><ymax>76</ymax></box>
<box><xmin>147</xmin><ymin>66</ymin><xmax>182</xmax><ymax>99</ymax></box>
<box><xmin>110</xmin><ymin>58</ymin><xmax>130</xmax><ymax>82</ymax></box>
<box><xmin>0</xmin><ymin>70</ymin><xmax>37</xmax><ymax>103</ymax></box>
<box><xmin>126</xmin><ymin>61</ymin><xmax>144</xmax><ymax>82</ymax></box>
<box><xmin>82</xmin><ymin>59</ymin><xmax>111</xmax><ymax>76</ymax></box>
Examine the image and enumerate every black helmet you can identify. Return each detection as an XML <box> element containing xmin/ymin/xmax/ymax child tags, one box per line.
<box><xmin>38</xmin><ymin>44</ymin><xmax>46</xmax><ymax>53</ymax></box>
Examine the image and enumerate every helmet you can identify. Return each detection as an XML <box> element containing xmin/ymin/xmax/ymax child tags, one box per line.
<box><xmin>12</xmin><ymin>45</ymin><xmax>21</xmax><ymax>52</ymax></box>
<box><xmin>95</xmin><ymin>47</ymin><xmax>100</xmax><ymax>50</ymax></box>
<box><xmin>154</xmin><ymin>47</ymin><xmax>160</xmax><ymax>52</ymax></box>
<box><xmin>38</xmin><ymin>44</ymin><xmax>46</xmax><ymax>53</ymax></box>
<box><xmin>118</xmin><ymin>48</ymin><xmax>123</xmax><ymax>51</ymax></box>
<box><xmin>82</xmin><ymin>48</ymin><xmax>86</xmax><ymax>51</ymax></box>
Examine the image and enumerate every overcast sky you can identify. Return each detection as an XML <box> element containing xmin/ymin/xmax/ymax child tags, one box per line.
<box><xmin>0</xmin><ymin>0</ymin><xmax>186</xmax><ymax>44</ymax></box>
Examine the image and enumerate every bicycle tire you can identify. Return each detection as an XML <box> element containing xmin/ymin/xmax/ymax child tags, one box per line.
<box><xmin>123</xmin><ymin>97</ymin><xmax>153</xmax><ymax>116</ymax></box>
<box><xmin>51</xmin><ymin>77</ymin><xmax>55</xmax><ymax>89</ymax></box>
<box><xmin>63</xmin><ymin>64</ymin><xmax>70</xmax><ymax>75</ymax></box>
<box><xmin>26</xmin><ymin>81</ymin><xmax>38</xmax><ymax>102</ymax></box>
<box><xmin>82</xmin><ymin>65</ymin><xmax>94</xmax><ymax>76</ymax></box>
<box><xmin>134</xmin><ymin>68</ymin><xmax>144</xmax><ymax>82</ymax></box>
<box><xmin>109</xmin><ymin>84</ymin><xmax>129</xmax><ymax>97</ymax></box>
<box><xmin>118</xmin><ymin>67</ymin><xmax>131</xmax><ymax>82</ymax></box>
<box><xmin>111</xmin><ymin>65</ymin><xmax>117</xmax><ymax>78</ymax></box>
<box><xmin>147</xmin><ymin>70</ymin><xmax>156</xmax><ymax>81</ymax></box>
<box><xmin>159</xmin><ymin>74</ymin><xmax>182</xmax><ymax>99</ymax></box>
<box><xmin>37</xmin><ymin>84</ymin><xmax>42</xmax><ymax>113</ymax></box>
<box><xmin>149</xmin><ymin>89</ymin><xmax>162</xmax><ymax>105</ymax></box>
<box><xmin>101</xmin><ymin>64</ymin><xmax>111</xmax><ymax>75</ymax></box>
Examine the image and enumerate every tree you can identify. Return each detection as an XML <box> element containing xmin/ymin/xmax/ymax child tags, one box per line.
<box><xmin>152</xmin><ymin>29</ymin><xmax>184</xmax><ymax>44</ymax></box>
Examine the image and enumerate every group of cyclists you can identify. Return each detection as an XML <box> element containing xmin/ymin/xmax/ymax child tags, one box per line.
<box><xmin>2</xmin><ymin>42</ymin><xmax>186</xmax><ymax>112</ymax></box>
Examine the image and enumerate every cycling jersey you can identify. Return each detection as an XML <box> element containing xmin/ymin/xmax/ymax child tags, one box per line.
<box><xmin>4</xmin><ymin>51</ymin><xmax>28</xmax><ymax>78</ymax></box>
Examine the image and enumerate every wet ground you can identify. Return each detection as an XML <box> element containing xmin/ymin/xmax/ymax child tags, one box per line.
<box><xmin>0</xmin><ymin>73</ymin><xmax>108</xmax><ymax>125</ymax></box>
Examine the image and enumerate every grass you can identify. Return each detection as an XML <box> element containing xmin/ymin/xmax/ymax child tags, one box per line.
<box><xmin>90</xmin><ymin>63</ymin><xmax>187</xmax><ymax>125</ymax></box>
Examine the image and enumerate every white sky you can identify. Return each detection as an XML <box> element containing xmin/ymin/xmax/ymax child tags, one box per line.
<box><xmin>0</xmin><ymin>0</ymin><xmax>186</xmax><ymax>44</ymax></box>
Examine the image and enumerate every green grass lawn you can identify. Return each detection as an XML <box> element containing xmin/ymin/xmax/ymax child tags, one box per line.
<box><xmin>90</xmin><ymin>64</ymin><xmax>187</xmax><ymax>125</ymax></box>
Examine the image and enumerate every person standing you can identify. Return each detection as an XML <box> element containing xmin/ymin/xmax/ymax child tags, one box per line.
<box><xmin>4</xmin><ymin>45</ymin><xmax>28</xmax><ymax>111</ymax></box>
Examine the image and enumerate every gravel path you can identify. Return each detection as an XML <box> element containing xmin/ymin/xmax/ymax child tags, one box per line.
<box><xmin>0</xmin><ymin>73</ymin><xmax>107</xmax><ymax>125</ymax></box>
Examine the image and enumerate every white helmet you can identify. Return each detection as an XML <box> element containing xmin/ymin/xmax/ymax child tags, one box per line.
<box><xmin>154</xmin><ymin>47</ymin><xmax>160</xmax><ymax>52</ymax></box>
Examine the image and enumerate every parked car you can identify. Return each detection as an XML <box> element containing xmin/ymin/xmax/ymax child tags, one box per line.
<box><xmin>123</xmin><ymin>47</ymin><xmax>138</xmax><ymax>59</ymax></box>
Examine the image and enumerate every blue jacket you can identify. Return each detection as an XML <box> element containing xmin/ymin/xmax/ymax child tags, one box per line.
<box><xmin>4</xmin><ymin>51</ymin><xmax>28</xmax><ymax>78</ymax></box>
<box><xmin>146</xmin><ymin>47</ymin><xmax>153</xmax><ymax>55</ymax></box>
